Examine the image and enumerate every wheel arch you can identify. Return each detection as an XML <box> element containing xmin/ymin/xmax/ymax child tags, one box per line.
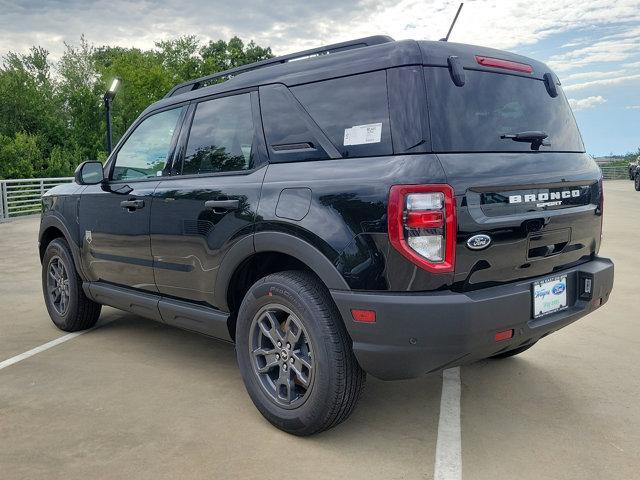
<box><xmin>39</xmin><ymin>215</ymin><xmax>86</xmax><ymax>280</ymax></box>
<box><xmin>215</xmin><ymin>232</ymin><xmax>351</xmax><ymax>340</ymax></box>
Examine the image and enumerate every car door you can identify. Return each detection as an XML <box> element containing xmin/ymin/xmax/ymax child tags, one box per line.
<box><xmin>80</xmin><ymin>105</ymin><xmax>186</xmax><ymax>292</ymax></box>
<box><xmin>150</xmin><ymin>91</ymin><xmax>267</xmax><ymax>308</ymax></box>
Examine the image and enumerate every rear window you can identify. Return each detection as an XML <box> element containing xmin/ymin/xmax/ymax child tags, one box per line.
<box><xmin>425</xmin><ymin>67</ymin><xmax>584</xmax><ymax>153</ymax></box>
<box><xmin>291</xmin><ymin>71</ymin><xmax>392</xmax><ymax>158</ymax></box>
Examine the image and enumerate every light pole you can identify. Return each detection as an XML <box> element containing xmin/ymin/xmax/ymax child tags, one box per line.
<box><xmin>103</xmin><ymin>78</ymin><xmax>121</xmax><ymax>154</ymax></box>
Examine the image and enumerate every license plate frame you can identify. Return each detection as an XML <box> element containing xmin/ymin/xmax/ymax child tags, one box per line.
<box><xmin>532</xmin><ymin>274</ymin><xmax>568</xmax><ymax>319</ymax></box>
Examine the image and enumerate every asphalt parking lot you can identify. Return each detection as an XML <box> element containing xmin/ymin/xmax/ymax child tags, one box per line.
<box><xmin>1</xmin><ymin>180</ymin><xmax>638</xmax><ymax>480</ymax></box>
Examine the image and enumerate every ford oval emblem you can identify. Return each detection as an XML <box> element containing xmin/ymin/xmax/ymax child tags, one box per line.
<box><xmin>466</xmin><ymin>234</ymin><xmax>491</xmax><ymax>250</ymax></box>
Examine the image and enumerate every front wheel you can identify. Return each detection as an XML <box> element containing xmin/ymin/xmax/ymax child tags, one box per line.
<box><xmin>635</xmin><ymin>175</ymin><xmax>640</xmax><ymax>191</ymax></box>
<box><xmin>235</xmin><ymin>271</ymin><xmax>365</xmax><ymax>436</ymax></box>
<box><xmin>42</xmin><ymin>238</ymin><xmax>101</xmax><ymax>332</ymax></box>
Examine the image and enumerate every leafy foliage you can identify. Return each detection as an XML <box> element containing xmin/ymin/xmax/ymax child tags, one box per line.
<box><xmin>0</xmin><ymin>36</ymin><xmax>273</xmax><ymax>179</ymax></box>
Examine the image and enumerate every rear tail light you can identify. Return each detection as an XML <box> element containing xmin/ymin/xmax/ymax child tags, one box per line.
<box><xmin>475</xmin><ymin>55</ymin><xmax>533</xmax><ymax>74</ymax></box>
<box><xmin>388</xmin><ymin>184</ymin><xmax>456</xmax><ymax>273</ymax></box>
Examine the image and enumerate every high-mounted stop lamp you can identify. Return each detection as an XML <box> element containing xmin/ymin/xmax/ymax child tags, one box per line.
<box><xmin>103</xmin><ymin>77</ymin><xmax>121</xmax><ymax>154</ymax></box>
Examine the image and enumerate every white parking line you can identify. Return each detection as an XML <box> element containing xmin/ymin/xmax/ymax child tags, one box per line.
<box><xmin>0</xmin><ymin>331</ymin><xmax>88</xmax><ymax>371</ymax></box>
<box><xmin>434</xmin><ymin>367</ymin><xmax>462</xmax><ymax>480</ymax></box>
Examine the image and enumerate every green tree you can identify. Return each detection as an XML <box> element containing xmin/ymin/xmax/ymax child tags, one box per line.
<box><xmin>200</xmin><ymin>36</ymin><xmax>273</xmax><ymax>73</ymax></box>
<box><xmin>57</xmin><ymin>36</ymin><xmax>104</xmax><ymax>161</ymax></box>
<box><xmin>0</xmin><ymin>132</ymin><xmax>42</xmax><ymax>179</ymax></box>
<box><xmin>0</xmin><ymin>35</ymin><xmax>274</xmax><ymax>179</ymax></box>
<box><xmin>155</xmin><ymin>36</ymin><xmax>203</xmax><ymax>84</ymax></box>
<box><xmin>93</xmin><ymin>46</ymin><xmax>173</xmax><ymax>144</ymax></box>
<box><xmin>0</xmin><ymin>47</ymin><xmax>64</xmax><ymax>150</ymax></box>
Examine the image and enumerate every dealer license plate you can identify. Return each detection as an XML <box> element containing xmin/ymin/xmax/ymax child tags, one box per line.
<box><xmin>532</xmin><ymin>275</ymin><xmax>568</xmax><ymax>318</ymax></box>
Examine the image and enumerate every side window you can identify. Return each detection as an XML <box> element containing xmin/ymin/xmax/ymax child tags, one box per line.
<box><xmin>291</xmin><ymin>71</ymin><xmax>392</xmax><ymax>158</ymax></box>
<box><xmin>260</xmin><ymin>84</ymin><xmax>330</xmax><ymax>163</ymax></box>
<box><xmin>112</xmin><ymin>107</ymin><xmax>184</xmax><ymax>181</ymax></box>
<box><xmin>182</xmin><ymin>93</ymin><xmax>254</xmax><ymax>175</ymax></box>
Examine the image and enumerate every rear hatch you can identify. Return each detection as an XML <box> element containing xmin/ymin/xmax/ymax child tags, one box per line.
<box><xmin>423</xmin><ymin>56</ymin><xmax>603</xmax><ymax>290</ymax></box>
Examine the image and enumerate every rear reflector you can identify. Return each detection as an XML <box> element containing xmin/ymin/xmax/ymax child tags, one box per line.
<box><xmin>494</xmin><ymin>329</ymin><xmax>514</xmax><ymax>342</ymax></box>
<box><xmin>475</xmin><ymin>55</ymin><xmax>533</xmax><ymax>74</ymax></box>
<box><xmin>351</xmin><ymin>309</ymin><xmax>376</xmax><ymax>323</ymax></box>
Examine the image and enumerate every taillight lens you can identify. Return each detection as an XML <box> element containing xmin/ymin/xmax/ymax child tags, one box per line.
<box><xmin>475</xmin><ymin>55</ymin><xmax>533</xmax><ymax>74</ymax></box>
<box><xmin>388</xmin><ymin>184</ymin><xmax>456</xmax><ymax>273</ymax></box>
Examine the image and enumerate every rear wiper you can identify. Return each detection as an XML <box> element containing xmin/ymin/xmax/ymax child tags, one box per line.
<box><xmin>500</xmin><ymin>131</ymin><xmax>550</xmax><ymax>151</ymax></box>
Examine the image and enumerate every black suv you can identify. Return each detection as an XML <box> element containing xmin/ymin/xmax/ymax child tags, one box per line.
<box><xmin>39</xmin><ymin>36</ymin><xmax>614</xmax><ymax>435</ymax></box>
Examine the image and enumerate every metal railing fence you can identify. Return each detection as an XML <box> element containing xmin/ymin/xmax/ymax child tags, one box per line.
<box><xmin>0</xmin><ymin>177</ymin><xmax>74</xmax><ymax>220</ymax></box>
<box><xmin>599</xmin><ymin>166</ymin><xmax>629</xmax><ymax>180</ymax></box>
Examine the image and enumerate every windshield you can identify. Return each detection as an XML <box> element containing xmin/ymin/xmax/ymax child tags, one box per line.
<box><xmin>425</xmin><ymin>67</ymin><xmax>584</xmax><ymax>153</ymax></box>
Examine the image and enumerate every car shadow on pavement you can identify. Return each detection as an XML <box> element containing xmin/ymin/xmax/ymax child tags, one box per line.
<box><xmin>88</xmin><ymin>309</ymin><xmax>443</xmax><ymax>476</ymax></box>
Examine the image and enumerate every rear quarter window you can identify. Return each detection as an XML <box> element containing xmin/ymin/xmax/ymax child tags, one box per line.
<box><xmin>291</xmin><ymin>71</ymin><xmax>392</xmax><ymax>158</ymax></box>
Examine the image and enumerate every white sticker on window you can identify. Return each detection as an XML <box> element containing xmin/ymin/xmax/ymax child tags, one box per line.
<box><xmin>343</xmin><ymin>123</ymin><xmax>382</xmax><ymax>146</ymax></box>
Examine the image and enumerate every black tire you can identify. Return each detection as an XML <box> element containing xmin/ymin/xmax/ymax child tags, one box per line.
<box><xmin>42</xmin><ymin>238</ymin><xmax>101</xmax><ymax>332</ymax></box>
<box><xmin>235</xmin><ymin>270</ymin><xmax>365</xmax><ymax>436</ymax></box>
<box><xmin>490</xmin><ymin>341</ymin><xmax>537</xmax><ymax>359</ymax></box>
<box><xmin>635</xmin><ymin>175</ymin><xmax>640</xmax><ymax>191</ymax></box>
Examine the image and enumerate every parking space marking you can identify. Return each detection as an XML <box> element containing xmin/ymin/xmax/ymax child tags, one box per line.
<box><xmin>434</xmin><ymin>367</ymin><xmax>462</xmax><ymax>480</ymax></box>
<box><xmin>0</xmin><ymin>331</ymin><xmax>87</xmax><ymax>371</ymax></box>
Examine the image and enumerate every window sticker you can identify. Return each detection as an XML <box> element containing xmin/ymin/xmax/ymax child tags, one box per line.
<box><xmin>343</xmin><ymin>123</ymin><xmax>382</xmax><ymax>146</ymax></box>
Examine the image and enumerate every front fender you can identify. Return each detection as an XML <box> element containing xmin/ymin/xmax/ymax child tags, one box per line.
<box><xmin>39</xmin><ymin>213</ymin><xmax>87</xmax><ymax>281</ymax></box>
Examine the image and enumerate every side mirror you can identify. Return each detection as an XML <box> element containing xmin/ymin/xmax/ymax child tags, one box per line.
<box><xmin>74</xmin><ymin>161</ymin><xmax>105</xmax><ymax>185</ymax></box>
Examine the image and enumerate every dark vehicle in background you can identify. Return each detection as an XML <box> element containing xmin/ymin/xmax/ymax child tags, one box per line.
<box><xmin>39</xmin><ymin>36</ymin><xmax>614</xmax><ymax>436</ymax></box>
<box><xmin>629</xmin><ymin>157</ymin><xmax>640</xmax><ymax>190</ymax></box>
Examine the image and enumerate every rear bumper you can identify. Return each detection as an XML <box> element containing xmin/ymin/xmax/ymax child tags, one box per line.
<box><xmin>331</xmin><ymin>256</ymin><xmax>614</xmax><ymax>380</ymax></box>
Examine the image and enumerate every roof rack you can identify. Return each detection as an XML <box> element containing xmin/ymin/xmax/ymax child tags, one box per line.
<box><xmin>164</xmin><ymin>35</ymin><xmax>395</xmax><ymax>98</ymax></box>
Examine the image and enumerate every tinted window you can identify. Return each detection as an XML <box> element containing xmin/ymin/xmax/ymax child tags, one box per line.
<box><xmin>291</xmin><ymin>71</ymin><xmax>392</xmax><ymax>158</ymax></box>
<box><xmin>112</xmin><ymin>107</ymin><xmax>183</xmax><ymax>181</ymax></box>
<box><xmin>182</xmin><ymin>94</ymin><xmax>254</xmax><ymax>175</ymax></box>
<box><xmin>260</xmin><ymin>84</ymin><xmax>330</xmax><ymax>163</ymax></box>
<box><xmin>425</xmin><ymin>67</ymin><xmax>584</xmax><ymax>152</ymax></box>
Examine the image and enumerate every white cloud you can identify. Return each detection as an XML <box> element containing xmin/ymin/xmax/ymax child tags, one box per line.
<box><xmin>564</xmin><ymin>74</ymin><xmax>640</xmax><ymax>91</ymax></box>
<box><xmin>568</xmin><ymin>96</ymin><xmax>607</xmax><ymax>111</ymax></box>
<box><xmin>560</xmin><ymin>70</ymin><xmax>628</xmax><ymax>83</ymax></box>
<box><xmin>546</xmin><ymin>37</ymin><xmax>640</xmax><ymax>73</ymax></box>
<box><xmin>1</xmin><ymin>0</ymin><xmax>640</xmax><ymax>62</ymax></box>
<box><xmin>626</xmin><ymin>105</ymin><xmax>640</xmax><ymax>109</ymax></box>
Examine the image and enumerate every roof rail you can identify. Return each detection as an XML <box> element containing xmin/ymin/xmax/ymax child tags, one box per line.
<box><xmin>164</xmin><ymin>35</ymin><xmax>395</xmax><ymax>98</ymax></box>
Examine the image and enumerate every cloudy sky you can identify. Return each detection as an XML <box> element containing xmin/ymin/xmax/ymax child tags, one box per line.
<box><xmin>1</xmin><ymin>0</ymin><xmax>639</xmax><ymax>156</ymax></box>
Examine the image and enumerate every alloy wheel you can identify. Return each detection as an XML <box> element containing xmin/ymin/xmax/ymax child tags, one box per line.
<box><xmin>47</xmin><ymin>255</ymin><xmax>70</xmax><ymax>316</ymax></box>
<box><xmin>249</xmin><ymin>304</ymin><xmax>315</xmax><ymax>408</ymax></box>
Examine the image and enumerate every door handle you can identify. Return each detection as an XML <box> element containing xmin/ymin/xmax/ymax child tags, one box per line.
<box><xmin>120</xmin><ymin>199</ymin><xmax>145</xmax><ymax>210</ymax></box>
<box><xmin>204</xmin><ymin>199</ymin><xmax>239</xmax><ymax>212</ymax></box>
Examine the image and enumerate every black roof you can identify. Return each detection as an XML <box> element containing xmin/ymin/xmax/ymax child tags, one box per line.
<box><xmin>144</xmin><ymin>36</ymin><xmax>553</xmax><ymax>115</ymax></box>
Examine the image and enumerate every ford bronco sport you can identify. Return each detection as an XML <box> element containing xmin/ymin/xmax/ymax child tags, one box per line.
<box><xmin>39</xmin><ymin>36</ymin><xmax>614</xmax><ymax>435</ymax></box>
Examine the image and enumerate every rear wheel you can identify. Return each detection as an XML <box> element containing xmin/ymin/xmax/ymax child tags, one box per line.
<box><xmin>235</xmin><ymin>271</ymin><xmax>365</xmax><ymax>436</ymax></box>
<box><xmin>42</xmin><ymin>238</ymin><xmax>101</xmax><ymax>332</ymax></box>
<box><xmin>635</xmin><ymin>175</ymin><xmax>640</xmax><ymax>191</ymax></box>
<box><xmin>490</xmin><ymin>341</ymin><xmax>536</xmax><ymax>359</ymax></box>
